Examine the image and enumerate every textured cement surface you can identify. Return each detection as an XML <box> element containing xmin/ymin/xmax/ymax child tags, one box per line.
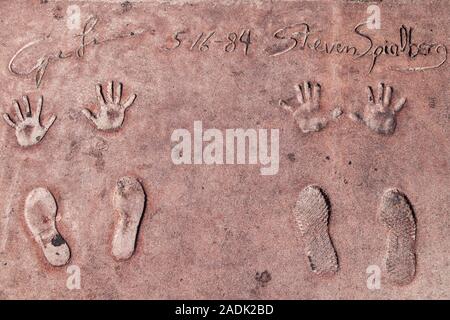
<box><xmin>0</xmin><ymin>0</ymin><xmax>448</xmax><ymax>299</ymax></box>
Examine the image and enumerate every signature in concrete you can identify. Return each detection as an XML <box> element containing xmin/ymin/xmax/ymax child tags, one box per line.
<box><xmin>8</xmin><ymin>16</ymin><xmax>151</xmax><ymax>88</ymax></box>
<box><xmin>267</xmin><ymin>23</ymin><xmax>448</xmax><ymax>74</ymax></box>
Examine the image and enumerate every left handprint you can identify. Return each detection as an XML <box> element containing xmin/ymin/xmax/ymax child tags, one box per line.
<box><xmin>3</xmin><ymin>96</ymin><xmax>56</xmax><ymax>147</ymax></box>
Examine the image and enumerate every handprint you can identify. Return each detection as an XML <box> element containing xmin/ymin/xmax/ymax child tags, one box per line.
<box><xmin>2</xmin><ymin>95</ymin><xmax>56</xmax><ymax>147</ymax></box>
<box><xmin>349</xmin><ymin>82</ymin><xmax>406</xmax><ymax>135</ymax></box>
<box><xmin>279</xmin><ymin>81</ymin><xmax>340</xmax><ymax>133</ymax></box>
<box><xmin>82</xmin><ymin>81</ymin><xmax>137</xmax><ymax>131</ymax></box>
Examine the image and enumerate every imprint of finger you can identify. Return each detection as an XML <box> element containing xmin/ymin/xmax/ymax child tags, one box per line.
<box><xmin>35</xmin><ymin>96</ymin><xmax>43</xmax><ymax>120</ymax></box>
<box><xmin>114</xmin><ymin>82</ymin><xmax>123</xmax><ymax>104</ymax></box>
<box><xmin>13</xmin><ymin>100</ymin><xmax>24</xmax><ymax>121</ymax></box>
<box><xmin>22</xmin><ymin>96</ymin><xmax>31</xmax><ymax>117</ymax></box>
<box><xmin>377</xmin><ymin>82</ymin><xmax>385</xmax><ymax>103</ymax></box>
<box><xmin>82</xmin><ymin>108</ymin><xmax>96</xmax><ymax>122</ymax></box>
<box><xmin>44</xmin><ymin>115</ymin><xmax>56</xmax><ymax>131</ymax></box>
<box><xmin>349</xmin><ymin>112</ymin><xmax>363</xmax><ymax>123</ymax></box>
<box><xmin>96</xmin><ymin>84</ymin><xmax>106</xmax><ymax>105</ymax></box>
<box><xmin>312</xmin><ymin>83</ymin><xmax>321</xmax><ymax>108</ymax></box>
<box><xmin>44</xmin><ymin>114</ymin><xmax>56</xmax><ymax>131</ymax></box>
<box><xmin>107</xmin><ymin>81</ymin><xmax>114</xmax><ymax>103</ymax></box>
<box><xmin>295</xmin><ymin>84</ymin><xmax>304</xmax><ymax>104</ymax></box>
<box><xmin>384</xmin><ymin>86</ymin><xmax>393</xmax><ymax>107</ymax></box>
<box><xmin>393</xmin><ymin>97</ymin><xmax>406</xmax><ymax>113</ymax></box>
<box><xmin>122</xmin><ymin>94</ymin><xmax>137</xmax><ymax>110</ymax></box>
<box><xmin>3</xmin><ymin>114</ymin><xmax>16</xmax><ymax>128</ymax></box>
<box><xmin>279</xmin><ymin>100</ymin><xmax>294</xmax><ymax>113</ymax></box>
<box><xmin>366</xmin><ymin>86</ymin><xmax>375</xmax><ymax>103</ymax></box>
<box><xmin>303</xmin><ymin>81</ymin><xmax>312</xmax><ymax>101</ymax></box>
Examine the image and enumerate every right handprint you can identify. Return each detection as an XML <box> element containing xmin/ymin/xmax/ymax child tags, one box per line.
<box><xmin>82</xmin><ymin>81</ymin><xmax>137</xmax><ymax>131</ymax></box>
<box><xmin>349</xmin><ymin>82</ymin><xmax>407</xmax><ymax>135</ymax></box>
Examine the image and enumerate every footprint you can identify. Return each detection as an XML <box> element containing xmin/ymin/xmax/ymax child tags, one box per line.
<box><xmin>112</xmin><ymin>176</ymin><xmax>145</xmax><ymax>260</ymax></box>
<box><xmin>293</xmin><ymin>185</ymin><xmax>338</xmax><ymax>275</ymax></box>
<box><xmin>379</xmin><ymin>188</ymin><xmax>416</xmax><ymax>285</ymax></box>
<box><xmin>24</xmin><ymin>187</ymin><xmax>70</xmax><ymax>266</ymax></box>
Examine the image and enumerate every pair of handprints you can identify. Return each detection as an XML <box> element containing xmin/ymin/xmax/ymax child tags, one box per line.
<box><xmin>279</xmin><ymin>81</ymin><xmax>407</xmax><ymax>135</ymax></box>
<box><xmin>2</xmin><ymin>81</ymin><xmax>136</xmax><ymax>147</ymax></box>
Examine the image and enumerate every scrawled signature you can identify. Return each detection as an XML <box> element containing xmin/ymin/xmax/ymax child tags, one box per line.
<box><xmin>8</xmin><ymin>16</ymin><xmax>151</xmax><ymax>88</ymax></box>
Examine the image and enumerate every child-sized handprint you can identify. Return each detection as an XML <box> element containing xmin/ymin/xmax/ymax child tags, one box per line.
<box><xmin>279</xmin><ymin>81</ymin><xmax>340</xmax><ymax>133</ymax></box>
<box><xmin>349</xmin><ymin>82</ymin><xmax>406</xmax><ymax>135</ymax></box>
<box><xmin>2</xmin><ymin>95</ymin><xmax>56</xmax><ymax>147</ymax></box>
<box><xmin>82</xmin><ymin>81</ymin><xmax>137</xmax><ymax>131</ymax></box>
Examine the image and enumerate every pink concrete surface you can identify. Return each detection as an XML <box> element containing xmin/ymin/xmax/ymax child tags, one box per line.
<box><xmin>0</xmin><ymin>0</ymin><xmax>448</xmax><ymax>299</ymax></box>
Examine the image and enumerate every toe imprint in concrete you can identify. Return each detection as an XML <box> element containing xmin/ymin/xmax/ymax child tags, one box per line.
<box><xmin>293</xmin><ymin>185</ymin><xmax>338</xmax><ymax>275</ymax></box>
<box><xmin>379</xmin><ymin>188</ymin><xmax>416</xmax><ymax>285</ymax></box>
<box><xmin>24</xmin><ymin>187</ymin><xmax>70</xmax><ymax>267</ymax></box>
<box><xmin>112</xmin><ymin>176</ymin><xmax>145</xmax><ymax>260</ymax></box>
